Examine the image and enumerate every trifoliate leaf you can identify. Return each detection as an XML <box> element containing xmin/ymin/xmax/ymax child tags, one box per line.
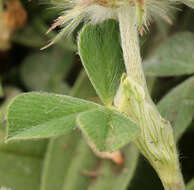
<box><xmin>79</xmin><ymin>20</ymin><xmax>125</xmax><ymax>105</ymax></box>
<box><xmin>77</xmin><ymin>107</ymin><xmax>140</xmax><ymax>152</ymax></box>
<box><xmin>7</xmin><ymin>92</ymin><xmax>101</xmax><ymax>141</ymax></box>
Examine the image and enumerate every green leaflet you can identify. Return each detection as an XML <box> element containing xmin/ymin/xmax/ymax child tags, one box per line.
<box><xmin>158</xmin><ymin>76</ymin><xmax>194</xmax><ymax>140</ymax></box>
<box><xmin>7</xmin><ymin>92</ymin><xmax>100</xmax><ymax>141</ymax></box>
<box><xmin>144</xmin><ymin>32</ymin><xmax>194</xmax><ymax>76</ymax></box>
<box><xmin>78</xmin><ymin>107</ymin><xmax>140</xmax><ymax>152</ymax></box>
<box><xmin>78</xmin><ymin>20</ymin><xmax>125</xmax><ymax>105</ymax></box>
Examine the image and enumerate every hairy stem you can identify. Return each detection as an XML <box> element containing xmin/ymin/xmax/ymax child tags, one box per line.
<box><xmin>118</xmin><ymin>6</ymin><xmax>146</xmax><ymax>89</ymax></box>
<box><xmin>116</xmin><ymin>6</ymin><xmax>185</xmax><ymax>190</ymax></box>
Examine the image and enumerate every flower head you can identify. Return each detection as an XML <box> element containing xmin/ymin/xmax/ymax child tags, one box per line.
<box><xmin>42</xmin><ymin>0</ymin><xmax>194</xmax><ymax>49</ymax></box>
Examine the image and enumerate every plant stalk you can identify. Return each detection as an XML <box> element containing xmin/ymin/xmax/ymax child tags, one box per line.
<box><xmin>116</xmin><ymin>6</ymin><xmax>185</xmax><ymax>190</ymax></box>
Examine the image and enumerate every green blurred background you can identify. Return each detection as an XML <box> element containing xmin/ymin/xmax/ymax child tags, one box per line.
<box><xmin>0</xmin><ymin>0</ymin><xmax>194</xmax><ymax>189</ymax></box>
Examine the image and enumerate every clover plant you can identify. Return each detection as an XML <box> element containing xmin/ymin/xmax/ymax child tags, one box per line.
<box><xmin>1</xmin><ymin>0</ymin><xmax>194</xmax><ymax>190</ymax></box>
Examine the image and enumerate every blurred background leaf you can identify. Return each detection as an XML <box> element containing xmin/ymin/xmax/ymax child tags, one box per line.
<box><xmin>144</xmin><ymin>32</ymin><xmax>194</xmax><ymax>76</ymax></box>
<box><xmin>20</xmin><ymin>47</ymin><xmax>72</xmax><ymax>93</ymax></box>
<box><xmin>187</xmin><ymin>178</ymin><xmax>194</xmax><ymax>190</ymax></box>
<box><xmin>158</xmin><ymin>76</ymin><xmax>194</xmax><ymax>140</ymax></box>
